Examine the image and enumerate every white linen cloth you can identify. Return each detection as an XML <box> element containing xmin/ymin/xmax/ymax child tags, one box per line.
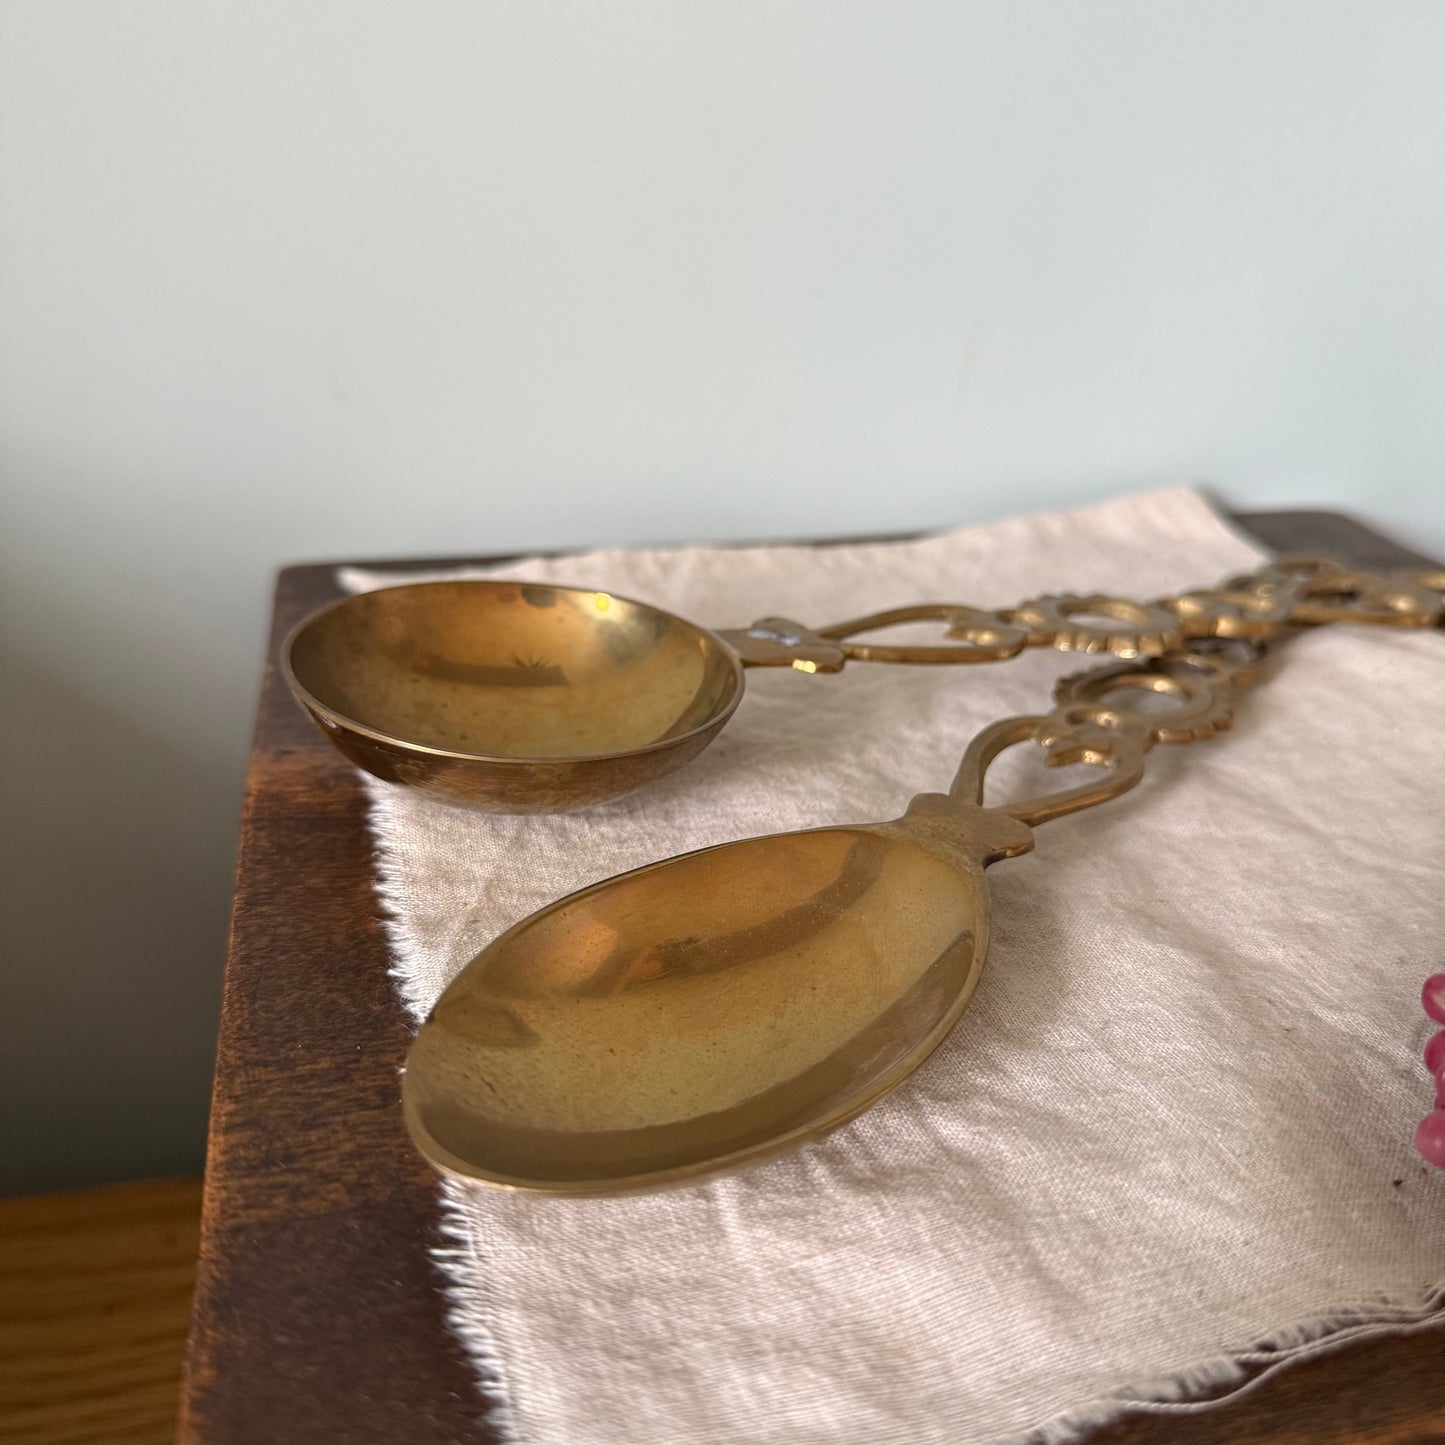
<box><xmin>342</xmin><ymin>488</ymin><xmax>1444</xmax><ymax>1444</ymax></box>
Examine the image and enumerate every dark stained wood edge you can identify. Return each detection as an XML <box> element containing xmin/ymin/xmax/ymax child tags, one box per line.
<box><xmin>180</xmin><ymin>508</ymin><xmax>1443</xmax><ymax>1445</ymax></box>
<box><xmin>1225</xmin><ymin>508</ymin><xmax>1440</xmax><ymax>571</ymax></box>
<box><xmin>178</xmin><ymin>561</ymin><xmax>488</xmax><ymax>1445</ymax></box>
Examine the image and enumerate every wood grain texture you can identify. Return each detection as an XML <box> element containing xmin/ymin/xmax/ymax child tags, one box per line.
<box><xmin>1</xmin><ymin>1177</ymin><xmax>201</xmax><ymax>1445</ymax></box>
<box><xmin>181</xmin><ymin>509</ymin><xmax>1444</xmax><ymax>1444</ymax></box>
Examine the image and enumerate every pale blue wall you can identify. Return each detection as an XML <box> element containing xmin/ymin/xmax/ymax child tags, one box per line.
<box><xmin>2</xmin><ymin>0</ymin><xmax>1442</xmax><ymax>1192</ymax></box>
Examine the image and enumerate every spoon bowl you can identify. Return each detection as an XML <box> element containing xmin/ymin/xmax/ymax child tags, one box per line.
<box><xmin>402</xmin><ymin>798</ymin><xmax>1034</xmax><ymax>1192</ymax></box>
<box><xmin>285</xmin><ymin>580</ymin><xmax>745</xmax><ymax>812</ymax></box>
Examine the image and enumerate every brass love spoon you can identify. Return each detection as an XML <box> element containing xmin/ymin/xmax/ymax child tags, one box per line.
<box><xmin>402</xmin><ymin>650</ymin><xmax>1240</xmax><ymax>1193</ymax></box>
<box><xmin>285</xmin><ymin>559</ymin><xmax>1441</xmax><ymax>813</ymax></box>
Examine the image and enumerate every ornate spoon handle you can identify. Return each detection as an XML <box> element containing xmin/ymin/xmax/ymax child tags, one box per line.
<box><xmin>945</xmin><ymin>546</ymin><xmax>1438</xmax><ymax>825</ymax></box>
<box><xmin>717</xmin><ymin>556</ymin><xmax>1445</xmax><ymax>671</ymax></box>
<box><xmin>952</xmin><ymin>646</ymin><xmax>1254</xmax><ymax>829</ymax></box>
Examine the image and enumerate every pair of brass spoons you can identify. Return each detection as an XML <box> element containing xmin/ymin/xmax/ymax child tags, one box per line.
<box><xmin>285</xmin><ymin>558</ymin><xmax>1444</xmax><ymax>1192</ymax></box>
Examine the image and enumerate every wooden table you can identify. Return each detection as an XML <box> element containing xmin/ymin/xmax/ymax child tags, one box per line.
<box><xmin>180</xmin><ymin>510</ymin><xmax>1445</xmax><ymax>1445</ymax></box>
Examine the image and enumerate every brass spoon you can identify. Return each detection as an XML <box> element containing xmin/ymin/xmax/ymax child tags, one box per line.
<box><xmin>283</xmin><ymin>579</ymin><xmax>1038</xmax><ymax>813</ymax></box>
<box><xmin>401</xmin><ymin>655</ymin><xmax>1222</xmax><ymax>1193</ymax></box>
<box><xmin>284</xmin><ymin>560</ymin><xmax>1443</xmax><ymax>815</ymax></box>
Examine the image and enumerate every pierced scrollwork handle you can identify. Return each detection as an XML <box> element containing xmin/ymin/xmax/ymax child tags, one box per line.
<box><xmin>1002</xmin><ymin>595</ymin><xmax>1185</xmax><ymax>658</ymax></box>
<box><xmin>1169</xmin><ymin>556</ymin><xmax>1445</xmax><ymax>638</ymax></box>
<box><xmin>951</xmin><ymin>712</ymin><xmax>1150</xmax><ymax>829</ymax></box>
<box><xmin>949</xmin><ymin>643</ymin><xmax>1263</xmax><ymax>829</ymax></box>
<box><xmin>717</xmin><ymin>557</ymin><xmax>1445</xmax><ymax>676</ymax></box>
<box><xmin>816</xmin><ymin>605</ymin><xmax>1026</xmax><ymax>664</ymax></box>
<box><xmin>717</xmin><ymin>605</ymin><xmax>1027</xmax><ymax>671</ymax></box>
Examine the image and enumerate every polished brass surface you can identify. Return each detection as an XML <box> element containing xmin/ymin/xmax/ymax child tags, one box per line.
<box><xmin>1005</xmin><ymin>593</ymin><xmax>1184</xmax><ymax>657</ymax></box>
<box><xmin>404</xmin><ymin>802</ymin><xmax>1034</xmax><ymax>1192</ymax></box>
<box><xmin>285</xmin><ymin>581</ymin><xmax>746</xmax><ymax>811</ymax></box>
<box><xmin>287</xmin><ymin>557</ymin><xmax>1445</xmax><ymax>812</ymax></box>
<box><xmin>716</xmin><ymin>603</ymin><xmax>1028</xmax><ymax>668</ymax></box>
<box><xmin>402</xmin><ymin>554</ymin><xmax>1442</xmax><ymax>1192</ymax></box>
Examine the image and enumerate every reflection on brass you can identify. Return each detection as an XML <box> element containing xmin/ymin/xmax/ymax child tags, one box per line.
<box><xmin>285</xmin><ymin>581</ymin><xmax>746</xmax><ymax>812</ymax></box>
<box><xmin>401</xmin><ymin>555</ymin><xmax>1442</xmax><ymax>1191</ymax></box>
<box><xmin>405</xmin><ymin>809</ymin><xmax>1031</xmax><ymax>1191</ymax></box>
<box><xmin>1005</xmin><ymin>593</ymin><xmax>1184</xmax><ymax>657</ymax></box>
<box><xmin>716</xmin><ymin>603</ymin><xmax>1030</xmax><ymax>668</ymax></box>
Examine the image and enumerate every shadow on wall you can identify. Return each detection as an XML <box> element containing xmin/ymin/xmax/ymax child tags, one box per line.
<box><xmin>0</xmin><ymin>649</ymin><xmax>237</xmax><ymax>1195</ymax></box>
